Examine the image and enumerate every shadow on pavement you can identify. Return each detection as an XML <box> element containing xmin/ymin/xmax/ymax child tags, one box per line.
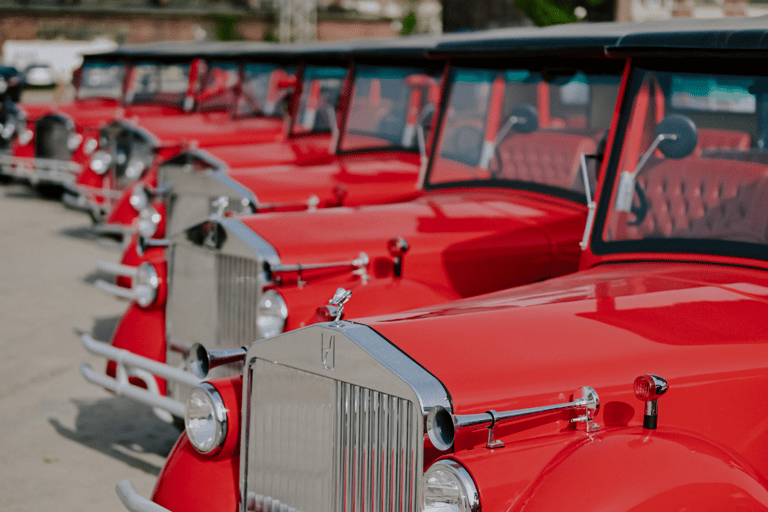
<box><xmin>89</xmin><ymin>316</ymin><xmax>122</xmax><ymax>341</ymax></box>
<box><xmin>49</xmin><ymin>395</ymin><xmax>181</xmax><ymax>476</ymax></box>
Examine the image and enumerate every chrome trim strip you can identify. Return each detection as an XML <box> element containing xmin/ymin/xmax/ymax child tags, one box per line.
<box><xmin>209</xmin><ymin>171</ymin><xmax>258</xmax><ymax>208</ymax></box>
<box><xmin>219</xmin><ymin>217</ymin><xmax>281</xmax><ymax>268</ymax></box>
<box><xmin>80</xmin><ymin>333</ymin><xmax>201</xmax><ymax>418</ymax></box>
<box><xmin>0</xmin><ymin>153</ymin><xmax>80</xmax><ymax>183</ymax></box>
<box><xmin>95</xmin><ymin>260</ymin><xmax>139</xmax><ymax>279</ymax></box>
<box><xmin>116</xmin><ymin>480</ymin><xmax>171</xmax><ymax>512</ymax></box>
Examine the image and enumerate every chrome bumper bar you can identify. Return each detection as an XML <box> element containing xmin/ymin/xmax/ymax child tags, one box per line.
<box><xmin>80</xmin><ymin>333</ymin><xmax>200</xmax><ymax>420</ymax></box>
<box><xmin>94</xmin><ymin>260</ymin><xmax>138</xmax><ymax>298</ymax></box>
<box><xmin>0</xmin><ymin>153</ymin><xmax>80</xmax><ymax>185</ymax></box>
<box><xmin>116</xmin><ymin>480</ymin><xmax>171</xmax><ymax>512</ymax></box>
<box><xmin>95</xmin><ymin>279</ymin><xmax>136</xmax><ymax>300</ymax></box>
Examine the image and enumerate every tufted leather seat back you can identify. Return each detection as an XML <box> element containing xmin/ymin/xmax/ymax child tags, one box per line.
<box><xmin>695</xmin><ymin>128</ymin><xmax>751</xmax><ymax>156</ymax></box>
<box><xmin>494</xmin><ymin>131</ymin><xmax>596</xmax><ymax>190</ymax></box>
<box><xmin>625</xmin><ymin>157</ymin><xmax>768</xmax><ymax>240</ymax></box>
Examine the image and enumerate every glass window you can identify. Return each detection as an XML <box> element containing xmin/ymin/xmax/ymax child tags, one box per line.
<box><xmin>197</xmin><ymin>60</ymin><xmax>240</xmax><ymax>112</ymax></box>
<box><xmin>292</xmin><ymin>65</ymin><xmax>347</xmax><ymax>135</ymax></box>
<box><xmin>125</xmin><ymin>61</ymin><xmax>191</xmax><ymax>107</ymax></box>
<box><xmin>599</xmin><ymin>67</ymin><xmax>768</xmax><ymax>256</ymax></box>
<box><xmin>236</xmin><ymin>63</ymin><xmax>296</xmax><ymax>117</ymax></box>
<box><xmin>78</xmin><ymin>60</ymin><xmax>125</xmax><ymax>100</ymax></box>
<box><xmin>427</xmin><ymin>66</ymin><xmax>620</xmax><ymax>201</ymax></box>
<box><xmin>339</xmin><ymin>64</ymin><xmax>441</xmax><ymax>153</ymax></box>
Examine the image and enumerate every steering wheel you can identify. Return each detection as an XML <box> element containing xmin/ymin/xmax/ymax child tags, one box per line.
<box><xmin>627</xmin><ymin>181</ymin><xmax>649</xmax><ymax>226</ymax></box>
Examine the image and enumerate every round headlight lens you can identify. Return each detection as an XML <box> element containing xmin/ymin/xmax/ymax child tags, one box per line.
<box><xmin>125</xmin><ymin>157</ymin><xmax>146</xmax><ymax>180</ymax></box>
<box><xmin>185</xmin><ymin>383</ymin><xmax>227</xmax><ymax>454</ymax></box>
<box><xmin>67</xmin><ymin>132</ymin><xmax>83</xmax><ymax>152</ymax></box>
<box><xmin>422</xmin><ymin>460</ymin><xmax>480</xmax><ymax>512</ymax></box>
<box><xmin>83</xmin><ymin>137</ymin><xmax>98</xmax><ymax>155</ymax></box>
<box><xmin>137</xmin><ymin>206</ymin><xmax>161</xmax><ymax>238</ymax></box>
<box><xmin>133</xmin><ymin>262</ymin><xmax>159</xmax><ymax>308</ymax></box>
<box><xmin>18</xmin><ymin>129</ymin><xmax>33</xmax><ymax>146</ymax></box>
<box><xmin>90</xmin><ymin>150</ymin><xmax>112</xmax><ymax>175</ymax></box>
<box><xmin>256</xmin><ymin>289</ymin><xmax>288</xmax><ymax>339</ymax></box>
<box><xmin>129</xmin><ymin>185</ymin><xmax>149</xmax><ymax>212</ymax></box>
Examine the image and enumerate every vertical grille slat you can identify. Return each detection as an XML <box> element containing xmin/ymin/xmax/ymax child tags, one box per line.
<box><xmin>216</xmin><ymin>254</ymin><xmax>261</xmax><ymax>348</ymax></box>
<box><xmin>248</xmin><ymin>361</ymin><xmax>418</xmax><ymax>512</ymax></box>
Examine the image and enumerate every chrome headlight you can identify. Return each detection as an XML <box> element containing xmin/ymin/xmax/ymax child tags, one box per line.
<box><xmin>1</xmin><ymin>123</ymin><xmax>14</xmax><ymax>140</ymax></box>
<box><xmin>422</xmin><ymin>460</ymin><xmax>480</xmax><ymax>512</ymax></box>
<box><xmin>18</xmin><ymin>128</ymin><xmax>33</xmax><ymax>146</ymax></box>
<box><xmin>256</xmin><ymin>289</ymin><xmax>288</xmax><ymax>339</ymax></box>
<box><xmin>185</xmin><ymin>383</ymin><xmax>227</xmax><ymax>454</ymax></box>
<box><xmin>89</xmin><ymin>150</ymin><xmax>112</xmax><ymax>175</ymax></box>
<box><xmin>83</xmin><ymin>137</ymin><xmax>98</xmax><ymax>155</ymax></box>
<box><xmin>129</xmin><ymin>184</ymin><xmax>150</xmax><ymax>212</ymax></box>
<box><xmin>67</xmin><ymin>132</ymin><xmax>83</xmax><ymax>152</ymax></box>
<box><xmin>133</xmin><ymin>261</ymin><xmax>159</xmax><ymax>308</ymax></box>
<box><xmin>125</xmin><ymin>157</ymin><xmax>146</xmax><ymax>180</ymax></box>
<box><xmin>137</xmin><ymin>206</ymin><xmax>161</xmax><ymax>238</ymax></box>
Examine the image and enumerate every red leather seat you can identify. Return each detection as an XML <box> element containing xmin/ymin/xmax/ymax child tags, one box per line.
<box><xmin>626</xmin><ymin>157</ymin><xmax>768</xmax><ymax>240</ymax></box>
<box><xmin>494</xmin><ymin>131</ymin><xmax>596</xmax><ymax>190</ymax></box>
<box><xmin>695</xmin><ymin>128</ymin><xmax>751</xmax><ymax>156</ymax></box>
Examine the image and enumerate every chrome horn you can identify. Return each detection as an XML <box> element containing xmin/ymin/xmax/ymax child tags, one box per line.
<box><xmin>427</xmin><ymin>386</ymin><xmax>600</xmax><ymax>451</ymax></box>
<box><xmin>188</xmin><ymin>343</ymin><xmax>248</xmax><ymax>379</ymax></box>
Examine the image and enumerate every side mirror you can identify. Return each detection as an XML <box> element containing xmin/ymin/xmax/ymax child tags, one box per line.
<box><xmin>656</xmin><ymin>114</ymin><xmax>697</xmax><ymax>159</ymax></box>
<box><xmin>510</xmin><ymin>104</ymin><xmax>538</xmax><ymax>134</ymax></box>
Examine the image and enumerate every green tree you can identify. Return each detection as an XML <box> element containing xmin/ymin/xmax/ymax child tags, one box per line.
<box><xmin>513</xmin><ymin>0</ymin><xmax>578</xmax><ymax>26</ymax></box>
<box><xmin>401</xmin><ymin>12</ymin><xmax>417</xmax><ymax>35</ymax></box>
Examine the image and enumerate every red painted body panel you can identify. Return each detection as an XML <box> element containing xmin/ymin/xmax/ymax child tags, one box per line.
<box><xmin>228</xmin><ymin>151</ymin><xmax>423</xmax><ymax>208</ymax></box>
<box><xmin>204</xmin><ymin>133</ymin><xmax>334</xmax><ymax>169</ymax></box>
<box><xmin>152</xmin><ymin>377</ymin><xmax>242</xmax><ymax>511</ymax></box>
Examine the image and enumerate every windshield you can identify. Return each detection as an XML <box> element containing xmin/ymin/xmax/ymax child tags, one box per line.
<box><xmin>78</xmin><ymin>59</ymin><xmax>125</xmax><ymax>100</ymax></box>
<box><xmin>197</xmin><ymin>60</ymin><xmax>240</xmax><ymax>112</ymax></box>
<box><xmin>125</xmin><ymin>61</ymin><xmax>191</xmax><ymax>107</ymax></box>
<box><xmin>235</xmin><ymin>62</ymin><xmax>296</xmax><ymax>118</ymax></box>
<box><xmin>426</xmin><ymin>65</ymin><xmax>621</xmax><ymax>201</ymax></box>
<box><xmin>597</xmin><ymin>64</ymin><xmax>768</xmax><ymax>259</ymax></box>
<box><xmin>291</xmin><ymin>65</ymin><xmax>346</xmax><ymax>136</ymax></box>
<box><xmin>339</xmin><ymin>64</ymin><xmax>442</xmax><ymax>153</ymax></box>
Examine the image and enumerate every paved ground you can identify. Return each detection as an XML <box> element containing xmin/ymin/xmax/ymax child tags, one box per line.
<box><xmin>0</xmin><ymin>181</ymin><xmax>179</xmax><ymax>511</ymax></box>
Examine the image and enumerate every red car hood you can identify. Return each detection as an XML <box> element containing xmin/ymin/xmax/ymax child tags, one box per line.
<box><xmin>204</xmin><ymin>134</ymin><xmax>333</xmax><ymax>168</ymax></box>
<box><xmin>363</xmin><ymin>261</ymin><xmax>768</xmax><ymax>417</ymax></box>
<box><xmin>242</xmin><ymin>189</ymin><xmax>585</xmax><ymax>297</ymax></box>
<box><xmin>38</xmin><ymin>102</ymin><xmax>176</xmax><ymax>127</ymax></box>
<box><xmin>130</xmin><ymin>112</ymin><xmax>283</xmax><ymax>147</ymax></box>
<box><xmin>228</xmin><ymin>151</ymin><xmax>422</xmax><ymax>207</ymax></box>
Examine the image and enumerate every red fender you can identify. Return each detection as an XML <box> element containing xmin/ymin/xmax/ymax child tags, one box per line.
<box><xmin>105</xmin><ymin>263</ymin><xmax>168</xmax><ymax>391</ymax></box>
<box><xmin>105</xmin><ymin>181</ymin><xmax>139</xmax><ymax>226</ymax></box>
<box><xmin>453</xmin><ymin>427</ymin><xmax>768</xmax><ymax>512</ymax></box>
<box><xmin>152</xmin><ymin>377</ymin><xmax>242</xmax><ymax>512</ymax></box>
<box><xmin>117</xmin><ymin>234</ymin><xmax>166</xmax><ymax>288</ymax></box>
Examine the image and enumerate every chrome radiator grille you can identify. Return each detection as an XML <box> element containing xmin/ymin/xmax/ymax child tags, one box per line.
<box><xmin>216</xmin><ymin>254</ymin><xmax>262</xmax><ymax>347</ymax></box>
<box><xmin>35</xmin><ymin>116</ymin><xmax>71</xmax><ymax>159</ymax></box>
<box><xmin>245</xmin><ymin>359</ymin><xmax>419</xmax><ymax>512</ymax></box>
<box><xmin>167</xmin><ymin>244</ymin><xmax>262</xmax><ymax>358</ymax></box>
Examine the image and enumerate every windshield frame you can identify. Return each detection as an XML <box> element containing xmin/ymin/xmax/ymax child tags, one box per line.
<box><xmin>231</xmin><ymin>59</ymin><xmax>297</xmax><ymax>120</ymax></box>
<box><xmin>421</xmin><ymin>56</ymin><xmax>625</xmax><ymax>206</ymax></box>
<box><xmin>589</xmin><ymin>56</ymin><xmax>768</xmax><ymax>264</ymax></box>
<box><xmin>287</xmin><ymin>62</ymin><xmax>349</xmax><ymax>138</ymax></box>
<box><xmin>334</xmin><ymin>59</ymin><xmax>446</xmax><ymax>157</ymax></box>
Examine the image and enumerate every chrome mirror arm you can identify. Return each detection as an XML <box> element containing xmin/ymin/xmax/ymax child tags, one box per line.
<box><xmin>579</xmin><ymin>153</ymin><xmax>597</xmax><ymax>251</ymax></box>
<box><xmin>327</xmin><ymin>105</ymin><xmax>339</xmax><ymax>153</ymax></box>
<box><xmin>615</xmin><ymin>133</ymin><xmax>676</xmax><ymax>212</ymax></box>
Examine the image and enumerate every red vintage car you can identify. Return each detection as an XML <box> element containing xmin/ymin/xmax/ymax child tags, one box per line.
<box><xmin>100</xmin><ymin>38</ymin><xmax>445</xmax><ymax>279</ymax></box>
<box><xmin>1</xmin><ymin>43</ymin><xmax>215</xmax><ymax>197</ymax></box>
<box><xmin>110</xmin><ymin>18</ymin><xmax>768</xmax><ymax>512</ymax></box>
<box><xmin>64</xmin><ymin>43</ymin><xmax>282</xmax><ymax>220</ymax></box>
<box><xmin>82</xmin><ymin>23</ymin><xmax>630</xmax><ymax>421</ymax></box>
<box><xmin>96</xmin><ymin>44</ymin><xmax>353</xmax><ymax>240</ymax></box>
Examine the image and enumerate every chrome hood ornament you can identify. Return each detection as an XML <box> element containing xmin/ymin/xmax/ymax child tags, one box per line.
<box><xmin>328</xmin><ymin>287</ymin><xmax>351</xmax><ymax>325</ymax></box>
